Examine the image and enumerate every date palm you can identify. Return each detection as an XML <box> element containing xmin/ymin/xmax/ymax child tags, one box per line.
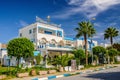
<box><xmin>75</xmin><ymin>21</ymin><xmax>96</xmax><ymax>65</ymax></box>
<box><xmin>104</xmin><ymin>27</ymin><xmax>119</xmax><ymax>45</ymax></box>
<box><xmin>53</xmin><ymin>55</ymin><xmax>73</xmax><ymax>71</ymax></box>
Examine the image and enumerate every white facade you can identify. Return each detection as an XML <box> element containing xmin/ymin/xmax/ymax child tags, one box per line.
<box><xmin>19</xmin><ymin>17</ymin><xmax>98</xmax><ymax>56</ymax></box>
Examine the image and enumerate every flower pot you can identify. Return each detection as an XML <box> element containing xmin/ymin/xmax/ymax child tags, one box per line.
<box><xmin>48</xmin><ymin>70</ymin><xmax>56</xmax><ymax>74</ymax></box>
<box><xmin>0</xmin><ymin>75</ymin><xmax>6</xmax><ymax>79</ymax></box>
<box><xmin>38</xmin><ymin>71</ymin><xmax>47</xmax><ymax>75</ymax></box>
<box><xmin>59</xmin><ymin>67</ymin><xmax>64</xmax><ymax>72</ymax></box>
<box><xmin>17</xmin><ymin>72</ymin><xmax>29</xmax><ymax>78</ymax></box>
<box><xmin>30</xmin><ymin>69</ymin><xmax>36</xmax><ymax>76</ymax></box>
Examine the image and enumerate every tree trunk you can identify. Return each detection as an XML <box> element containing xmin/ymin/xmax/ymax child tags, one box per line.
<box><xmin>84</xmin><ymin>34</ymin><xmax>88</xmax><ymax>66</ymax></box>
<box><xmin>110</xmin><ymin>36</ymin><xmax>113</xmax><ymax>46</ymax></box>
<box><xmin>112</xmin><ymin>56</ymin><xmax>114</xmax><ymax>64</ymax></box>
<box><xmin>17</xmin><ymin>58</ymin><xmax>20</xmax><ymax>67</ymax></box>
<box><xmin>1</xmin><ymin>58</ymin><xmax>2</xmax><ymax>66</ymax></box>
<box><xmin>61</xmin><ymin>51</ymin><xmax>62</xmax><ymax>57</ymax></box>
<box><xmin>107</xmin><ymin>56</ymin><xmax>110</xmax><ymax>64</ymax></box>
<box><xmin>97</xmin><ymin>58</ymin><xmax>99</xmax><ymax>65</ymax></box>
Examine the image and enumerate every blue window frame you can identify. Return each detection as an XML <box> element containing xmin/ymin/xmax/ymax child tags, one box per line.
<box><xmin>56</xmin><ymin>30</ymin><xmax>62</xmax><ymax>37</ymax></box>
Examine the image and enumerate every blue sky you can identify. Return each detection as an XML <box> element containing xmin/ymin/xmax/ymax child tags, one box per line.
<box><xmin>0</xmin><ymin>0</ymin><xmax>120</xmax><ymax>44</ymax></box>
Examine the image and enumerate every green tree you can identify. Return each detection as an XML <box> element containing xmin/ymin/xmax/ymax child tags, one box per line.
<box><xmin>75</xmin><ymin>21</ymin><xmax>96</xmax><ymax>65</ymax></box>
<box><xmin>104</xmin><ymin>27</ymin><xmax>119</xmax><ymax>45</ymax></box>
<box><xmin>108</xmin><ymin>48</ymin><xmax>118</xmax><ymax>63</ymax></box>
<box><xmin>112</xmin><ymin>43</ymin><xmax>120</xmax><ymax>51</ymax></box>
<box><xmin>35</xmin><ymin>53</ymin><xmax>42</xmax><ymax>65</ymax></box>
<box><xmin>7</xmin><ymin>38</ymin><xmax>34</xmax><ymax>66</ymax></box>
<box><xmin>92</xmin><ymin>46</ymin><xmax>106</xmax><ymax>64</ymax></box>
<box><xmin>72</xmin><ymin>49</ymin><xmax>85</xmax><ymax>67</ymax></box>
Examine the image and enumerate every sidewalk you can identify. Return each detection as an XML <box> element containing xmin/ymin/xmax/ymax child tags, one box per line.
<box><xmin>10</xmin><ymin>64</ymin><xmax>120</xmax><ymax>80</ymax></box>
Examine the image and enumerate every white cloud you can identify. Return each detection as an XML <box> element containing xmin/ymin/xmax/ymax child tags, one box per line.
<box><xmin>19</xmin><ymin>20</ymin><xmax>28</xmax><ymax>27</ymax></box>
<box><xmin>114</xmin><ymin>37</ymin><xmax>120</xmax><ymax>43</ymax></box>
<box><xmin>67</xmin><ymin>0</ymin><xmax>83</xmax><ymax>5</ymax></box>
<box><xmin>53</xmin><ymin>0</ymin><xmax>120</xmax><ymax>19</ymax></box>
<box><xmin>93</xmin><ymin>32</ymin><xmax>104</xmax><ymax>39</ymax></box>
<box><xmin>94</xmin><ymin>22</ymin><xmax>103</xmax><ymax>27</ymax></box>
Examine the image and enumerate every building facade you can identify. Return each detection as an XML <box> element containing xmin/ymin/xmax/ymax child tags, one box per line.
<box><xmin>19</xmin><ymin>17</ymin><xmax>98</xmax><ymax>57</ymax></box>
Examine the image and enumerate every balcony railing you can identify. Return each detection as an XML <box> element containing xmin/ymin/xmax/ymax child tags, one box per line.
<box><xmin>38</xmin><ymin>44</ymin><xmax>74</xmax><ymax>50</ymax></box>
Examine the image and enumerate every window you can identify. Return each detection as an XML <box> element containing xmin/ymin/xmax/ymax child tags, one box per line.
<box><xmin>57</xmin><ymin>31</ymin><xmax>62</xmax><ymax>37</ymax></box>
<box><xmin>29</xmin><ymin>29</ymin><xmax>32</xmax><ymax>34</ymax></box>
<box><xmin>20</xmin><ymin>33</ymin><xmax>22</xmax><ymax>37</ymax></box>
<box><xmin>33</xmin><ymin>28</ymin><xmax>36</xmax><ymax>33</ymax></box>
<box><xmin>44</xmin><ymin>31</ymin><xmax>52</xmax><ymax>35</ymax></box>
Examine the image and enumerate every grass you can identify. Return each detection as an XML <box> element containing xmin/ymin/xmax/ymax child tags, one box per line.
<box><xmin>0</xmin><ymin>66</ymin><xmax>16</xmax><ymax>74</ymax></box>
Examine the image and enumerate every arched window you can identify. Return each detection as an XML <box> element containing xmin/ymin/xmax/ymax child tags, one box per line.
<box><xmin>58</xmin><ymin>40</ymin><xmax>64</xmax><ymax>47</ymax></box>
<box><xmin>50</xmin><ymin>39</ymin><xmax>57</xmax><ymax>47</ymax></box>
<box><xmin>39</xmin><ymin>38</ymin><xmax>48</xmax><ymax>48</ymax></box>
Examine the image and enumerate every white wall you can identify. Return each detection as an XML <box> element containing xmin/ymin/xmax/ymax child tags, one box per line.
<box><xmin>37</xmin><ymin>33</ymin><xmax>63</xmax><ymax>43</ymax></box>
<box><xmin>0</xmin><ymin>50</ymin><xmax>7</xmax><ymax>58</ymax></box>
<box><xmin>19</xmin><ymin>23</ymin><xmax>37</xmax><ymax>41</ymax></box>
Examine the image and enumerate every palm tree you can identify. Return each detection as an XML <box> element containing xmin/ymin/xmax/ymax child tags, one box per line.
<box><xmin>104</xmin><ymin>27</ymin><xmax>119</xmax><ymax>46</ymax></box>
<box><xmin>75</xmin><ymin>21</ymin><xmax>96</xmax><ymax>65</ymax></box>
<box><xmin>53</xmin><ymin>55</ymin><xmax>73</xmax><ymax>71</ymax></box>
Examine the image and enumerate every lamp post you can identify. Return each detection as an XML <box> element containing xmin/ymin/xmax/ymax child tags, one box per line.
<box><xmin>90</xmin><ymin>38</ymin><xmax>94</xmax><ymax>65</ymax></box>
<box><xmin>89</xmin><ymin>17</ymin><xmax>96</xmax><ymax>65</ymax></box>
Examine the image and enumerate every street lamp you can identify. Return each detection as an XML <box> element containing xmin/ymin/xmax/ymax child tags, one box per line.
<box><xmin>90</xmin><ymin>38</ymin><xmax>94</xmax><ymax>65</ymax></box>
<box><xmin>89</xmin><ymin>17</ymin><xmax>96</xmax><ymax>65</ymax></box>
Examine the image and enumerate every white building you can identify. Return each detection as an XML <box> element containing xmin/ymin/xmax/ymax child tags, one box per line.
<box><xmin>19</xmin><ymin>17</ymin><xmax>98</xmax><ymax>57</ymax></box>
<box><xmin>0</xmin><ymin>43</ymin><xmax>8</xmax><ymax>65</ymax></box>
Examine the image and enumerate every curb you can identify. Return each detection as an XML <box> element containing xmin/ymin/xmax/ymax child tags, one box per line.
<box><xmin>32</xmin><ymin>66</ymin><xmax>113</xmax><ymax>80</ymax></box>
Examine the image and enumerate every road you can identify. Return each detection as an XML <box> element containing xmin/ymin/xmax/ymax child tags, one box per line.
<box><xmin>53</xmin><ymin>66</ymin><xmax>120</xmax><ymax>80</ymax></box>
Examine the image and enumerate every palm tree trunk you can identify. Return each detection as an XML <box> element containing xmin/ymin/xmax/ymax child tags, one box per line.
<box><xmin>84</xmin><ymin>34</ymin><xmax>88</xmax><ymax>65</ymax></box>
<box><xmin>110</xmin><ymin>36</ymin><xmax>113</xmax><ymax>46</ymax></box>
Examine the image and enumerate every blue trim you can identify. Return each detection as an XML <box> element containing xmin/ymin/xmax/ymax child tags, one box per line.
<box><xmin>1</xmin><ymin>48</ymin><xmax>7</xmax><ymax>50</ymax></box>
<box><xmin>32</xmin><ymin>66</ymin><xmax>112</xmax><ymax>80</ymax></box>
<box><xmin>32</xmin><ymin>78</ymin><xmax>39</xmax><ymax>80</ymax></box>
<box><xmin>56</xmin><ymin>30</ymin><xmax>62</xmax><ymax>37</ymax></box>
<box><xmin>38</xmin><ymin>26</ymin><xmax>63</xmax><ymax>37</ymax></box>
<box><xmin>38</xmin><ymin>26</ymin><xmax>55</xmax><ymax>32</ymax></box>
<box><xmin>48</xmin><ymin>75</ymin><xmax>56</xmax><ymax>79</ymax></box>
<box><xmin>64</xmin><ymin>37</ymin><xmax>74</xmax><ymax>41</ymax></box>
<box><xmin>63</xmin><ymin>74</ymin><xmax>71</xmax><ymax>77</ymax></box>
<box><xmin>33</xmin><ymin>51</ymin><xmax>40</xmax><ymax>56</ymax></box>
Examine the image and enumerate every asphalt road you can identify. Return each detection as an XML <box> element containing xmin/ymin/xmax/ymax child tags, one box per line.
<box><xmin>53</xmin><ymin>66</ymin><xmax>120</xmax><ymax>80</ymax></box>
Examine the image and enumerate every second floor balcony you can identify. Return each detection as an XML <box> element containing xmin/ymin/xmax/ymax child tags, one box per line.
<box><xmin>38</xmin><ymin>44</ymin><xmax>73</xmax><ymax>51</ymax></box>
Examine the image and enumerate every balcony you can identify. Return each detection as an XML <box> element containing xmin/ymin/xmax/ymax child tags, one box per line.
<box><xmin>38</xmin><ymin>44</ymin><xmax>73</xmax><ymax>51</ymax></box>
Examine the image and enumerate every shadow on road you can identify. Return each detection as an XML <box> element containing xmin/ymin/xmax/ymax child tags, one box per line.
<box><xmin>84</xmin><ymin>72</ymin><xmax>120</xmax><ymax>80</ymax></box>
